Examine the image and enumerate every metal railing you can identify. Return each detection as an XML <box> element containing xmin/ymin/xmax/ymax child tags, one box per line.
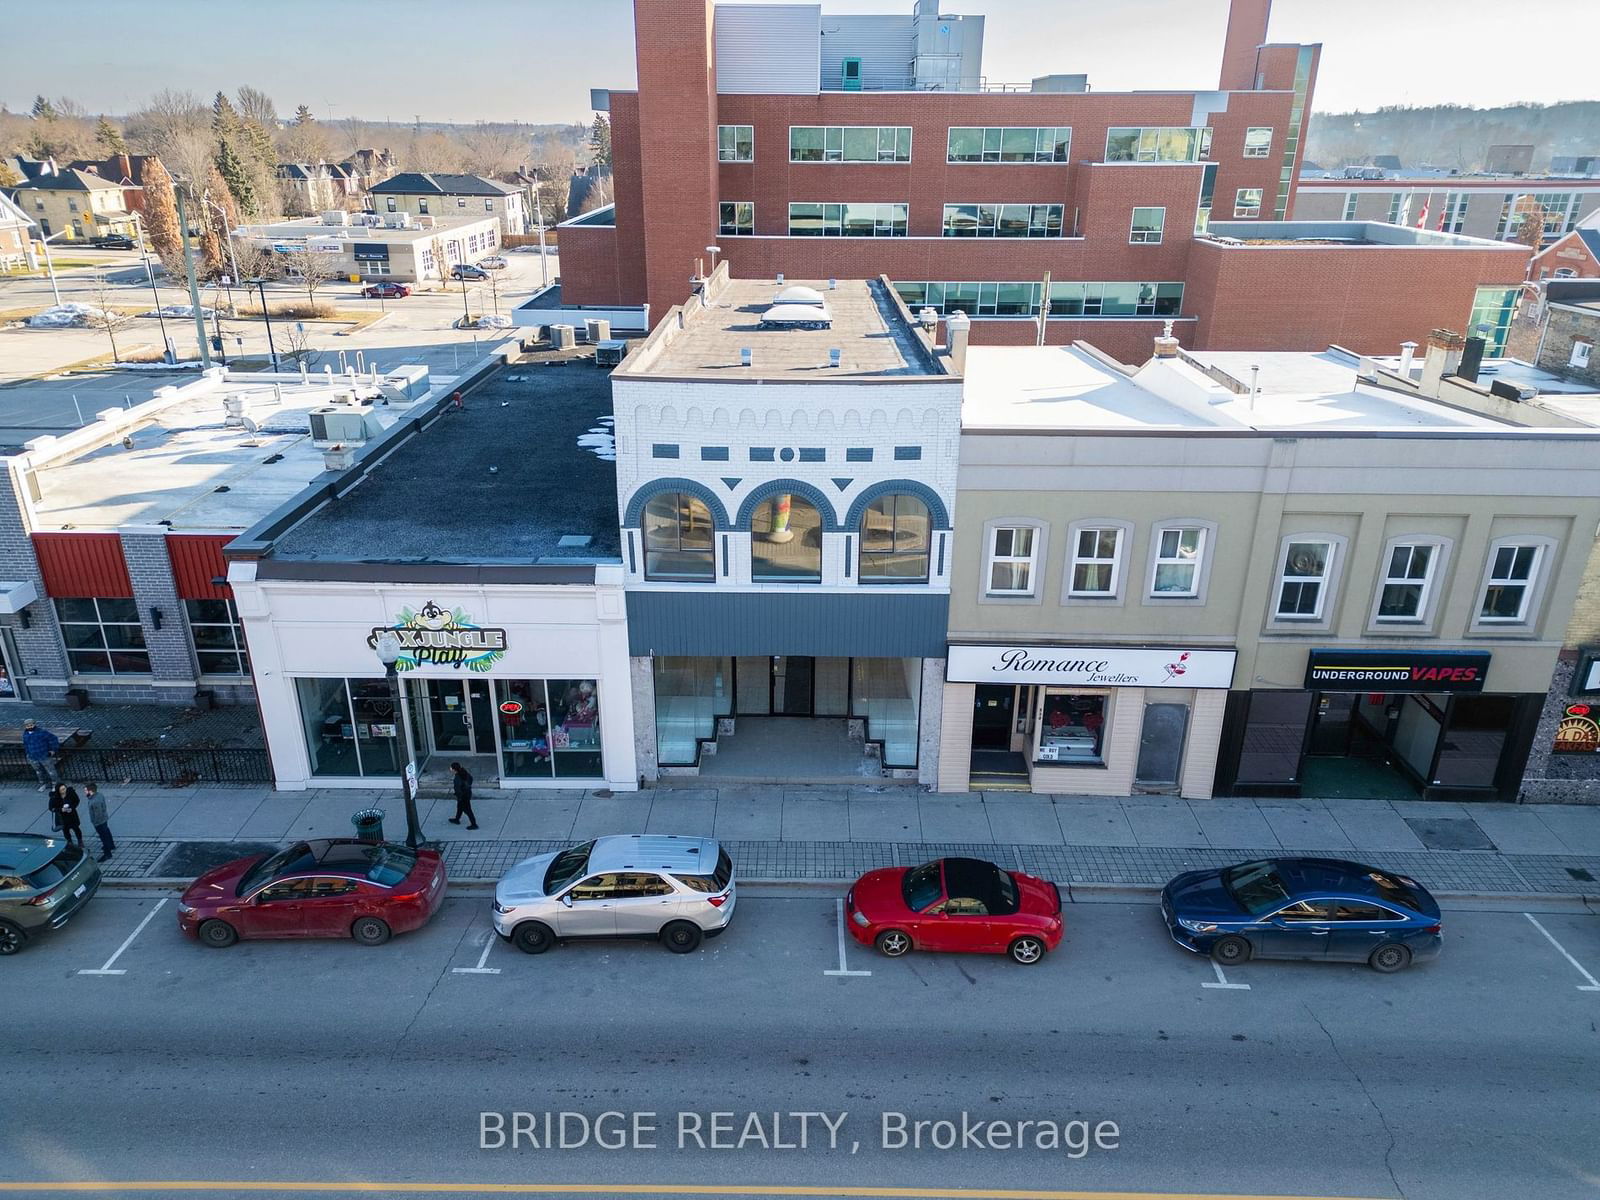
<box><xmin>0</xmin><ymin>746</ymin><xmax>272</xmax><ymax>786</ymax></box>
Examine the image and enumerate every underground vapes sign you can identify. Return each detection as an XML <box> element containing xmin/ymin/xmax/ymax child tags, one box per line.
<box><xmin>367</xmin><ymin>601</ymin><xmax>507</xmax><ymax>672</ymax></box>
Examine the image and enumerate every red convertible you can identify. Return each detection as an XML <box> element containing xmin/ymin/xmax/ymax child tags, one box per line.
<box><xmin>846</xmin><ymin>857</ymin><xmax>1063</xmax><ymax>965</ymax></box>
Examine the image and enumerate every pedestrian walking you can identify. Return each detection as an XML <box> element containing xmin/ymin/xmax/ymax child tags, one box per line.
<box><xmin>447</xmin><ymin>762</ymin><xmax>479</xmax><ymax>829</ymax></box>
<box><xmin>22</xmin><ymin>719</ymin><xmax>60</xmax><ymax>791</ymax></box>
<box><xmin>53</xmin><ymin>783</ymin><xmax>84</xmax><ymax>849</ymax></box>
<box><xmin>85</xmin><ymin>782</ymin><xmax>115</xmax><ymax>862</ymax></box>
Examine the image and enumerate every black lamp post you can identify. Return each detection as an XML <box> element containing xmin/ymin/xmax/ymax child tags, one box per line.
<box><xmin>374</xmin><ymin>630</ymin><xmax>424</xmax><ymax>849</ymax></box>
<box><xmin>247</xmin><ymin>277</ymin><xmax>280</xmax><ymax>371</ymax></box>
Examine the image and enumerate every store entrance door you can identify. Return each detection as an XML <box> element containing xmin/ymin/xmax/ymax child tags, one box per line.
<box><xmin>971</xmin><ymin>685</ymin><xmax>1014</xmax><ymax>750</ymax></box>
<box><xmin>424</xmin><ymin>679</ymin><xmax>495</xmax><ymax>756</ymax></box>
<box><xmin>772</xmin><ymin>656</ymin><xmax>815</xmax><ymax>715</ymax></box>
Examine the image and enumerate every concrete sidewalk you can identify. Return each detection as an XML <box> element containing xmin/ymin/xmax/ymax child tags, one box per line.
<box><xmin>3</xmin><ymin>781</ymin><xmax>1598</xmax><ymax>898</ymax></box>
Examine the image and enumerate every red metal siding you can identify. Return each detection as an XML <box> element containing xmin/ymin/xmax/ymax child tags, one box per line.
<box><xmin>167</xmin><ymin>535</ymin><xmax>233</xmax><ymax>600</ymax></box>
<box><xmin>32</xmin><ymin>533</ymin><xmax>133</xmax><ymax>598</ymax></box>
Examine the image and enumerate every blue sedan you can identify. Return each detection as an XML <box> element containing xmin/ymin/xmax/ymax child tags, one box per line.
<box><xmin>1161</xmin><ymin>857</ymin><xmax>1442</xmax><ymax>973</ymax></box>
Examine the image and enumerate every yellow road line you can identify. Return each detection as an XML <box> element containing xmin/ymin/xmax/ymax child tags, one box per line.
<box><xmin>0</xmin><ymin>1182</ymin><xmax>1387</xmax><ymax>1200</ymax></box>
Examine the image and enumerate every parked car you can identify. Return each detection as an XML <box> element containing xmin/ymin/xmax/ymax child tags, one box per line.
<box><xmin>0</xmin><ymin>833</ymin><xmax>102</xmax><ymax>955</ymax></box>
<box><xmin>1161</xmin><ymin>857</ymin><xmax>1441</xmax><ymax>973</ymax></box>
<box><xmin>478</xmin><ymin>255</ymin><xmax>509</xmax><ymax>270</ymax></box>
<box><xmin>450</xmin><ymin>263</ymin><xmax>489</xmax><ymax>280</ymax></box>
<box><xmin>178</xmin><ymin>838</ymin><xmax>446</xmax><ymax>948</ymax></box>
<box><xmin>362</xmin><ymin>281</ymin><xmax>411</xmax><ymax>299</ymax></box>
<box><xmin>494</xmin><ymin>834</ymin><xmax>735</xmax><ymax>954</ymax></box>
<box><xmin>90</xmin><ymin>233</ymin><xmax>136</xmax><ymax>250</ymax></box>
<box><xmin>847</xmin><ymin>857</ymin><xmax>1063</xmax><ymax>965</ymax></box>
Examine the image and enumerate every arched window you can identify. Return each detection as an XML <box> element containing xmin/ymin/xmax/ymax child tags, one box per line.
<box><xmin>751</xmin><ymin>494</ymin><xmax>823</xmax><ymax>582</ymax></box>
<box><xmin>643</xmin><ymin>492</ymin><xmax>715</xmax><ymax>581</ymax></box>
<box><xmin>859</xmin><ymin>492</ymin><xmax>930</xmax><ymax>583</ymax></box>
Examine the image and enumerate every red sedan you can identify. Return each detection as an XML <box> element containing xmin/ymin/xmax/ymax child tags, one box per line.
<box><xmin>847</xmin><ymin>857</ymin><xmax>1063</xmax><ymax>964</ymax></box>
<box><xmin>362</xmin><ymin>281</ymin><xmax>411</xmax><ymax>299</ymax></box>
<box><xmin>178</xmin><ymin>839</ymin><xmax>446</xmax><ymax>948</ymax></box>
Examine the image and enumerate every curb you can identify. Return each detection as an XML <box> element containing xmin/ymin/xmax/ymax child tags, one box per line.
<box><xmin>96</xmin><ymin>877</ymin><xmax>1600</xmax><ymax>912</ymax></box>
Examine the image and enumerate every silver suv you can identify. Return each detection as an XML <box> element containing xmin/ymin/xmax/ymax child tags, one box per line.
<box><xmin>0</xmin><ymin>833</ymin><xmax>102</xmax><ymax>955</ymax></box>
<box><xmin>494</xmin><ymin>835</ymin><xmax>735</xmax><ymax>954</ymax></box>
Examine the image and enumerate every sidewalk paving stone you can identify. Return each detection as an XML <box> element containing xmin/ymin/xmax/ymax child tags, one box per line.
<box><xmin>1185</xmin><ymin>800</ymin><xmax>1280</xmax><ymax>849</ymax></box>
<box><xmin>1122</xmin><ymin>800</ymin><xmax>1207</xmax><ymax>848</ymax></box>
<box><xmin>848</xmin><ymin>796</ymin><xmax>920</xmax><ymax>842</ymax></box>
<box><xmin>779</xmin><ymin>797</ymin><xmax>848</xmax><ymax>841</ymax></box>
<box><xmin>647</xmin><ymin>796</ymin><xmax>716</xmax><ymax>836</ymax></box>
<box><xmin>1329</xmin><ymin>805</ymin><xmax>1427</xmax><ymax>852</ymax></box>
<box><xmin>1053</xmin><ymin>799</ymin><xmax>1138</xmax><ymax>846</ymax></box>
<box><xmin>159</xmin><ymin>793</ymin><xmax>266</xmax><ymax>840</ymax></box>
<box><xmin>234</xmin><ymin>795</ymin><xmax>311</xmax><ymax>840</ymax></box>
<box><xmin>1259</xmin><ymin>802</ymin><xmax>1354</xmax><ymax>851</ymax></box>
<box><xmin>571</xmin><ymin>794</ymin><xmax>651</xmax><ymax>838</ymax></box>
<box><xmin>499</xmin><ymin>793</ymin><xmax>583</xmax><ymax>840</ymax></box>
<box><xmin>1530</xmin><ymin>806</ymin><xmax>1600</xmax><ymax>854</ymax></box>
<box><xmin>713</xmin><ymin>797</ymin><xmax>784</xmax><ymax>841</ymax></box>
<box><xmin>984</xmin><ymin>798</ymin><xmax>1063</xmax><ymax>845</ymax></box>
<box><xmin>917</xmin><ymin>798</ymin><xmax>994</xmax><ymax>843</ymax></box>
<box><xmin>101</xmin><ymin>791</ymin><xmax>193</xmax><ymax>838</ymax></box>
<box><xmin>1468</xmin><ymin>805</ymin><xmax>1571</xmax><ymax>855</ymax></box>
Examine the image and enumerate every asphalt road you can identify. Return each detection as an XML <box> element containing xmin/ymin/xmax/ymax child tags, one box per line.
<box><xmin>3</xmin><ymin>892</ymin><xmax>1598</xmax><ymax>1200</ymax></box>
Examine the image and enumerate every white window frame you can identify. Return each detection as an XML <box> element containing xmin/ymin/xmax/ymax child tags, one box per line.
<box><xmin>1129</xmin><ymin>207</ymin><xmax>1165</xmax><ymax>244</ymax></box>
<box><xmin>717</xmin><ymin>124</ymin><xmax>754</xmax><ymax>163</ymax></box>
<box><xmin>1571</xmin><ymin>341</ymin><xmax>1593</xmax><ymax>369</ymax></box>
<box><xmin>789</xmin><ymin>125</ymin><xmax>912</xmax><ymax>164</ymax></box>
<box><xmin>1273</xmin><ymin>537</ymin><xmax>1338</xmax><ymax>622</ymax></box>
<box><xmin>972</xmin><ymin>524</ymin><xmax>1049</xmax><ymax>604</ymax></box>
<box><xmin>1474</xmin><ymin>538</ymin><xmax>1551</xmax><ymax>626</ymax></box>
<box><xmin>1067</xmin><ymin>527</ymin><xmax>1123</xmax><ymax>597</ymax></box>
<box><xmin>1243</xmin><ymin>127</ymin><xmax>1273</xmax><ymax>158</ymax></box>
<box><xmin>787</xmin><ymin>202</ymin><xmax>908</xmax><ymax>238</ymax></box>
<box><xmin>1342</xmin><ymin>192</ymin><xmax>1359</xmax><ymax>220</ymax></box>
<box><xmin>1148</xmin><ymin>526</ymin><xmax>1207</xmax><ymax>599</ymax></box>
<box><xmin>718</xmin><ymin>201</ymin><xmax>754</xmax><ymax>237</ymax></box>
<box><xmin>945</xmin><ymin>126</ymin><xmax>1072</xmax><ymax>165</ymax></box>
<box><xmin>1234</xmin><ymin>188</ymin><xmax>1263</xmax><ymax>219</ymax></box>
<box><xmin>1371</xmin><ymin>538</ymin><xmax>1444</xmax><ymax>626</ymax></box>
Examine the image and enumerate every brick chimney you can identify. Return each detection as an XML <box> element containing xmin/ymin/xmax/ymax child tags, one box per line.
<box><xmin>1219</xmin><ymin>0</ymin><xmax>1273</xmax><ymax>91</ymax></box>
<box><xmin>1152</xmin><ymin>319</ymin><xmax>1180</xmax><ymax>359</ymax></box>
<box><xmin>1419</xmin><ymin>328</ymin><xmax>1466</xmax><ymax>393</ymax></box>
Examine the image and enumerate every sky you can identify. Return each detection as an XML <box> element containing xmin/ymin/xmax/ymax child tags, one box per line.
<box><xmin>5</xmin><ymin>0</ymin><xmax>1596</xmax><ymax>127</ymax></box>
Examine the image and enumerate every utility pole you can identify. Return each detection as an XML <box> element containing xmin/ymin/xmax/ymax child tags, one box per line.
<box><xmin>174</xmin><ymin>184</ymin><xmax>212</xmax><ymax>368</ymax></box>
<box><xmin>532</xmin><ymin>179</ymin><xmax>549</xmax><ymax>288</ymax></box>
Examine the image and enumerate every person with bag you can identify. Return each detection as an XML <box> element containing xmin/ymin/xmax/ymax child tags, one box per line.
<box><xmin>447</xmin><ymin>762</ymin><xmax>480</xmax><ymax>830</ymax></box>
<box><xmin>23</xmin><ymin>719</ymin><xmax>60</xmax><ymax>792</ymax></box>
<box><xmin>52</xmin><ymin>783</ymin><xmax>84</xmax><ymax>849</ymax></box>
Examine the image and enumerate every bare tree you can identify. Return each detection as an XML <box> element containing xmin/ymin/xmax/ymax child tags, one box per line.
<box><xmin>463</xmin><ymin>123</ymin><xmax>527</xmax><ymax>178</ymax></box>
<box><xmin>278</xmin><ymin>244</ymin><xmax>342</xmax><ymax>307</ymax></box>
<box><xmin>228</xmin><ymin>241</ymin><xmax>274</xmax><ymax>285</ymax></box>
<box><xmin>235</xmin><ymin>86</ymin><xmax>278</xmax><ymax>128</ymax></box>
<box><xmin>279</xmin><ymin>322</ymin><xmax>322</xmax><ymax>369</ymax></box>
<box><xmin>86</xmin><ymin>275</ymin><xmax>133</xmax><ymax>363</ymax></box>
<box><xmin>1510</xmin><ymin>195</ymin><xmax>1549</xmax><ymax>249</ymax></box>
<box><xmin>578</xmin><ymin>174</ymin><xmax>615</xmax><ymax>214</ymax></box>
<box><xmin>429</xmin><ymin>236</ymin><xmax>450</xmax><ymax>285</ymax></box>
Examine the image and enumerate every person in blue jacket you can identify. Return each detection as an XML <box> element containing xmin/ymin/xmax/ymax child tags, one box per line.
<box><xmin>22</xmin><ymin>719</ymin><xmax>60</xmax><ymax>791</ymax></box>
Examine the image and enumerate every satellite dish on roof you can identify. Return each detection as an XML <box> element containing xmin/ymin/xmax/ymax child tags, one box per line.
<box><xmin>241</xmin><ymin>417</ymin><xmax>259</xmax><ymax>434</ymax></box>
<box><xmin>775</xmin><ymin>285</ymin><xmax>825</xmax><ymax>305</ymax></box>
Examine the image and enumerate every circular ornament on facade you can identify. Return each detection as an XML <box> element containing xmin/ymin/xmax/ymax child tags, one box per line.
<box><xmin>779</xmin><ymin>447</ymin><xmax>795</xmax><ymax>462</ymax></box>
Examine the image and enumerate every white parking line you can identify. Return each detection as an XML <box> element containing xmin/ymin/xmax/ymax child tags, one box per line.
<box><xmin>452</xmin><ymin>925</ymin><xmax>503</xmax><ymax>975</ymax></box>
<box><xmin>1524</xmin><ymin>912</ymin><xmax>1600</xmax><ymax>992</ymax></box>
<box><xmin>78</xmin><ymin>899</ymin><xmax>167</xmax><ymax>976</ymax></box>
<box><xmin>823</xmin><ymin>898</ymin><xmax>871</xmax><ymax>978</ymax></box>
<box><xmin>1201</xmin><ymin>960</ymin><xmax>1251</xmax><ymax>990</ymax></box>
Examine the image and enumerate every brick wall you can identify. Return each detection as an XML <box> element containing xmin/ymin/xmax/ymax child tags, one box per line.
<box><xmin>1531</xmin><ymin>233</ymin><xmax>1600</xmax><ymax>280</ymax></box>
<box><xmin>1533</xmin><ymin>306</ymin><xmax>1600</xmax><ymax>388</ymax></box>
<box><xmin>119</xmin><ymin>530</ymin><xmax>197</xmax><ymax>686</ymax></box>
<box><xmin>0</xmin><ymin>465</ymin><xmax>68</xmax><ymax>686</ymax></box>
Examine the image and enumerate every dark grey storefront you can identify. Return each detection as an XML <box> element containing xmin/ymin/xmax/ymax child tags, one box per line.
<box><xmin>629</xmin><ymin>591</ymin><xmax>947</xmax><ymax>775</ymax></box>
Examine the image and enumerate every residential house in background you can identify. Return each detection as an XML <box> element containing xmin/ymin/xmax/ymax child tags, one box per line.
<box><xmin>368</xmin><ymin>172</ymin><xmax>527</xmax><ymax>236</ymax></box>
<box><xmin>6</xmin><ymin>165</ymin><xmax>138</xmax><ymax>240</ymax></box>
<box><xmin>1529</xmin><ymin>226</ymin><xmax>1600</xmax><ymax>280</ymax></box>
<box><xmin>276</xmin><ymin>162</ymin><xmax>341</xmax><ymax>215</ymax></box>
<box><xmin>0</xmin><ymin>191</ymin><xmax>37</xmax><ymax>272</ymax></box>
<box><xmin>1504</xmin><ymin>278</ymin><xmax>1600</xmax><ymax>391</ymax></box>
<box><xmin>67</xmin><ymin>153</ymin><xmax>160</xmax><ymax>216</ymax></box>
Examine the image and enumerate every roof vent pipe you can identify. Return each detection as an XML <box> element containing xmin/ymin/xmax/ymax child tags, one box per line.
<box><xmin>829</xmin><ymin>278</ymin><xmax>837</xmax><ymax>290</ymax></box>
<box><xmin>740</xmin><ymin>347</ymin><xmax>752</xmax><ymax>367</ymax></box>
<box><xmin>945</xmin><ymin>310</ymin><xmax>971</xmax><ymax>375</ymax></box>
<box><xmin>828</xmin><ymin>348</ymin><xmax>841</xmax><ymax>368</ymax></box>
<box><xmin>1397</xmin><ymin>340</ymin><xmax>1418</xmax><ymax>378</ymax></box>
<box><xmin>1248</xmin><ymin>364</ymin><xmax>1260</xmax><ymax>411</ymax></box>
<box><xmin>775</xmin><ymin>272</ymin><xmax>785</xmax><ymax>285</ymax></box>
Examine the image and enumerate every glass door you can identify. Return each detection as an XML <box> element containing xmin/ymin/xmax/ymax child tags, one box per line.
<box><xmin>467</xmin><ymin>678</ymin><xmax>494</xmax><ymax>754</ymax></box>
<box><xmin>426</xmin><ymin>681</ymin><xmax>473</xmax><ymax>754</ymax></box>
<box><xmin>772</xmin><ymin>656</ymin><xmax>814</xmax><ymax>715</ymax></box>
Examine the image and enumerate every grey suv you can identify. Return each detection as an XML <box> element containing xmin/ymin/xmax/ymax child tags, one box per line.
<box><xmin>0</xmin><ymin>834</ymin><xmax>103</xmax><ymax>954</ymax></box>
<box><xmin>493</xmin><ymin>835</ymin><xmax>735</xmax><ymax>954</ymax></box>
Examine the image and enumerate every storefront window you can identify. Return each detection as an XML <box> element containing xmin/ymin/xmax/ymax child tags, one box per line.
<box><xmin>643</xmin><ymin>492</ymin><xmax>715</xmax><ymax>581</ymax></box>
<box><xmin>653</xmin><ymin>656</ymin><xmax>732</xmax><ymax>765</ymax></box>
<box><xmin>496</xmin><ymin>679</ymin><xmax>552</xmax><ymax>778</ymax></box>
<box><xmin>548</xmin><ymin>679</ymin><xmax>602</xmax><ymax>778</ymax></box>
<box><xmin>751</xmin><ymin>495</ymin><xmax>822</xmax><ymax>582</ymax></box>
<box><xmin>851</xmin><ymin>657</ymin><xmax>921</xmax><ymax>767</ymax></box>
<box><xmin>1433</xmin><ymin>695</ymin><xmax>1516</xmax><ymax>788</ymax></box>
<box><xmin>1037</xmin><ymin>693</ymin><xmax>1106</xmax><ymax>765</ymax></box>
<box><xmin>350</xmin><ymin>678</ymin><xmax>403</xmax><ymax>775</ymax></box>
<box><xmin>490</xmin><ymin>679</ymin><xmax>604</xmax><ymax>779</ymax></box>
<box><xmin>859</xmin><ymin>493</ymin><xmax>930</xmax><ymax>583</ymax></box>
<box><xmin>1235</xmin><ymin>690</ymin><xmax>1313</xmax><ymax>784</ymax></box>
<box><xmin>297</xmin><ymin>678</ymin><xmax>364</xmax><ymax>777</ymax></box>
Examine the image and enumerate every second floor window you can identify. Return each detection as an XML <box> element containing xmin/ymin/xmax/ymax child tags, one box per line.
<box><xmin>718</xmin><ymin>125</ymin><xmax>754</xmax><ymax>162</ymax></box>
<box><xmin>790</xmin><ymin>126</ymin><xmax>911</xmax><ymax>163</ymax></box>
<box><xmin>859</xmin><ymin>493</ymin><xmax>930</xmax><ymax>583</ymax></box>
<box><xmin>946</xmin><ymin>126</ymin><xmax>1071</xmax><ymax>164</ymax></box>
<box><xmin>1243</xmin><ymin>127</ymin><xmax>1273</xmax><ymax>157</ymax></box>
<box><xmin>418</xmin><ymin>198</ymin><xmax>429</xmax><ymax>214</ymax></box>
<box><xmin>1069</xmin><ymin>528</ymin><xmax>1121</xmax><ymax>596</ymax></box>
<box><xmin>1152</xmin><ymin>528</ymin><xmax>1204</xmax><ymax>596</ymax></box>
<box><xmin>1129</xmin><ymin>207</ymin><xmax>1165</xmax><ymax>244</ymax></box>
<box><xmin>1376</xmin><ymin>544</ymin><xmax>1436</xmax><ymax>621</ymax></box>
<box><xmin>942</xmin><ymin>204</ymin><xmax>1063</xmax><ymax>238</ymax></box>
<box><xmin>642</xmin><ymin>492</ymin><xmax>715</xmax><ymax>581</ymax></box>
<box><xmin>1234</xmin><ymin>188</ymin><xmax>1263</xmax><ymax>218</ymax></box>
<box><xmin>1479</xmin><ymin>544</ymin><xmax>1542</xmax><ymax>622</ymax></box>
<box><xmin>789</xmin><ymin>202</ymin><xmax>907</xmax><ymax>237</ymax></box>
<box><xmin>986</xmin><ymin>526</ymin><xmax>1038</xmax><ymax>595</ymax></box>
<box><xmin>1276</xmin><ymin>540</ymin><xmax>1333</xmax><ymax>619</ymax></box>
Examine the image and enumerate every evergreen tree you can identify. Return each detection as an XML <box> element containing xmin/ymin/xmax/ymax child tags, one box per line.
<box><xmin>95</xmin><ymin>116</ymin><xmax>128</xmax><ymax>154</ymax></box>
<box><xmin>141</xmin><ymin>157</ymin><xmax>185</xmax><ymax>276</ymax></box>
<box><xmin>589</xmin><ymin>114</ymin><xmax>612</xmax><ymax>166</ymax></box>
<box><xmin>31</xmin><ymin>95</ymin><xmax>58</xmax><ymax>121</ymax></box>
<box><xmin>215</xmin><ymin>139</ymin><xmax>257</xmax><ymax>220</ymax></box>
<box><xmin>293</xmin><ymin>104</ymin><xmax>315</xmax><ymax>126</ymax></box>
<box><xmin>212</xmin><ymin>91</ymin><xmax>240</xmax><ymax>144</ymax></box>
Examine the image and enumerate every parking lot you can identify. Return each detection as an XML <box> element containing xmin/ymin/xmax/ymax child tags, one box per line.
<box><xmin>5</xmin><ymin>885</ymin><xmax>1599</xmax><ymax>1200</ymax></box>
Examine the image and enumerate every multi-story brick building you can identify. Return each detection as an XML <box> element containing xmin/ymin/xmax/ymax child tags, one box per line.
<box><xmin>1292</xmin><ymin>175</ymin><xmax>1600</xmax><ymax>249</ymax></box>
<box><xmin>556</xmin><ymin>0</ymin><xmax>1528</xmax><ymax>361</ymax></box>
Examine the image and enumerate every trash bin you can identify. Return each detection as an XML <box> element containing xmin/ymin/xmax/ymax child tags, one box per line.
<box><xmin>351</xmin><ymin>807</ymin><xmax>386</xmax><ymax>843</ymax></box>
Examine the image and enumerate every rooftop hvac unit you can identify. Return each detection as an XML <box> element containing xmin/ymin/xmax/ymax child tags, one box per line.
<box><xmin>775</xmin><ymin>285</ymin><xmax>825</xmax><ymax>306</ymax></box>
<box><xmin>595</xmin><ymin>339</ymin><xmax>627</xmax><ymax>367</ymax></box>
<box><xmin>584</xmin><ymin>317</ymin><xmax>611</xmax><ymax>342</ymax></box>
<box><xmin>309</xmin><ymin>405</ymin><xmax>377</xmax><ymax>446</ymax></box>
<box><xmin>320</xmin><ymin>210</ymin><xmax>350</xmax><ymax>226</ymax></box>
<box><xmin>759</xmin><ymin>303</ymin><xmax>832</xmax><ymax>330</ymax></box>
<box><xmin>550</xmin><ymin>324</ymin><xmax>577</xmax><ymax>350</ymax></box>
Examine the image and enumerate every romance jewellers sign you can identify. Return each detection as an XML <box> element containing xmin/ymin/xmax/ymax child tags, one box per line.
<box><xmin>947</xmin><ymin>645</ymin><xmax>1237</xmax><ymax>690</ymax></box>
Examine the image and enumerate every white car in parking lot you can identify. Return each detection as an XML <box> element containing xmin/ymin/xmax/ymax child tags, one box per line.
<box><xmin>493</xmin><ymin>835</ymin><xmax>736</xmax><ymax>954</ymax></box>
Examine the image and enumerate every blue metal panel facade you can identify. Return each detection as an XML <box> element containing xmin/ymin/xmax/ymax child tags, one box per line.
<box><xmin>626</xmin><ymin>591</ymin><xmax>948</xmax><ymax>657</ymax></box>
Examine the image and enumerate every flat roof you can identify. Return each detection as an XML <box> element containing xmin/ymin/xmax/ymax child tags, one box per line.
<box><xmin>1202</xmin><ymin>220</ymin><xmax>1525</xmax><ymax>251</ymax></box>
<box><xmin>268</xmin><ymin>351</ymin><xmax>620</xmax><ymax>565</ymax></box>
<box><xmin>621</xmin><ymin>277</ymin><xmax>944</xmax><ymax>380</ymax></box>
<box><xmin>23</xmin><ymin>370</ymin><xmax>434</xmax><ymax>532</ymax></box>
<box><xmin>235</xmin><ymin>213</ymin><xmax>496</xmax><ymax>243</ymax></box>
<box><xmin>962</xmin><ymin>345</ymin><xmax>1523</xmax><ymax>434</ymax></box>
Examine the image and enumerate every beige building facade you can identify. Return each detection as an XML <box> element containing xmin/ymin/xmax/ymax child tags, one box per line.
<box><xmin>941</xmin><ymin>341</ymin><xmax>1600</xmax><ymax>802</ymax></box>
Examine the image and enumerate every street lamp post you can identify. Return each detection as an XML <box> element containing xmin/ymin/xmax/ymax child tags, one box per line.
<box><xmin>532</xmin><ymin>182</ymin><xmax>549</xmax><ymax>289</ymax></box>
<box><xmin>373</xmin><ymin>631</ymin><xmax>424</xmax><ymax>849</ymax></box>
<box><xmin>202</xmin><ymin>191</ymin><xmax>241</xmax><ymax>285</ymax></box>
<box><xmin>460</xmin><ymin>271</ymin><xmax>471</xmax><ymax>329</ymax></box>
<box><xmin>247</xmin><ymin>277</ymin><xmax>279</xmax><ymax>371</ymax></box>
<box><xmin>172</xmin><ymin>183</ymin><xmax>212</xmax><ymax>368</ymax></box>
<box><xmin>38</xmin><ymin>230</ymin><xmax>68</xmax><ymax>307</ymax></box>
<box><xmin>131</xmin><ymin>213</ymin><xmax>175</xmax><ymax>364</ymax></box>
